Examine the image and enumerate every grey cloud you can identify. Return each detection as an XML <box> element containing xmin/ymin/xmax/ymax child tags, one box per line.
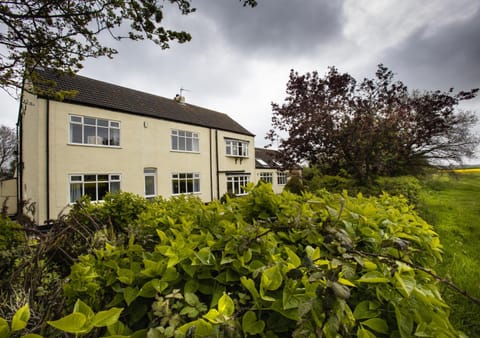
<box><xmin>381</xmin><ymin>8</ymin><xmax>480</xmax><ymax>92</ymax></box>
<box><xmin>191</xmin><ymin>0</ymin><xmax>345</xmax><ymax>57</ymax></box>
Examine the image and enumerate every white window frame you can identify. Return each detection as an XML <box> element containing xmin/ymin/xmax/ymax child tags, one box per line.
<box><xmin>226</xmin><ymin>174</ymin><xmax>250</xmax><ymax>195</ymax></box>
<box><xmin>144</xmin><ymin>168</ymin><xmax>157</xmax><ymax>198</ymax></box>
<box><xmin>225</xmin><ymin>139</ymin><xmax>249</xmax><ymax>157</ymax></box>
<box><xmin>277</xmin><ymin>172</ymin><xmax>288</xmax><ymax>185</ymax></box>
<box><xmin>259</xmin><ymin>172</ymin><xmax>273</xmax><ymax>184</ymax></box>
<box><xmin>171</xmin><ymin>172</ymin><xmax>201</xmax><ymax>195</ymax></box>
<box><xmin>69</xmin><ymin>115</ymin><xmax>120</xmax><ymax>147</ymax></box>
<box><xmin>69</xmin><ymin>174</ymin><xmax>121</xmax><ymax>203</ymax></box>
<box><xmin>171</xmin><ymin>129</ymin><xmax>200</xmax><ymax>152</ymax></box>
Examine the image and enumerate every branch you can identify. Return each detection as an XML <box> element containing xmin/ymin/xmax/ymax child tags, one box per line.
<box><xmin>349</xmin><ymin>249</ymin><xmax>480</xmax><ymax>307</ymax></box>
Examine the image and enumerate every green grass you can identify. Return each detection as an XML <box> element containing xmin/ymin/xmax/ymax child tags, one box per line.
<box><xmin>417</xmin><ymin>172</ymin><xmax>480</xmax><ymax>336</ymax></box>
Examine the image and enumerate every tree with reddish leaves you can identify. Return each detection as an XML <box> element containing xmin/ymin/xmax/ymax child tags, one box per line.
<box><xmin>267</xmin><ymin>65</ymin><xmax>479</xmax><ymax>183</ymax></box>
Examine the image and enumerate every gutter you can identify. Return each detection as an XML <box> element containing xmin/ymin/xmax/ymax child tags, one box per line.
<box><xmin>46</xmin><ymin>99</ymin><xmax>50</xmax><ymax>224</ymax></box>
<box><xmin>16</xmin><ymin>83</ymin><xmax>25</xmax><ymax>216</ymax></box>
<box><xmin>216</xmin><ymin>130</ymin><xmax>220</xmax><ymax>199</ymax></box>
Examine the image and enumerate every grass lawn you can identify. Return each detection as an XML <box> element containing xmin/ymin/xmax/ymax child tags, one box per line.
<box><xmin>418</xmin><ymin>171</ymin><xmax>480</xmax><ymax>336</ymax></box>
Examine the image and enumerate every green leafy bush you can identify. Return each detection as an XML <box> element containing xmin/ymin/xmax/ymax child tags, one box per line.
<box><xmin>62</xmin><ymin>186</ymin><xmax>459</xmax><ymax>337</ymax></box>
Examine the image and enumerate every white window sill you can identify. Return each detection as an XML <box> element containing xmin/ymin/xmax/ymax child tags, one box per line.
<box><xmin>68</xmin><ymin>143</ymin><xmax>122</xmax><ymax>149</ymax></box>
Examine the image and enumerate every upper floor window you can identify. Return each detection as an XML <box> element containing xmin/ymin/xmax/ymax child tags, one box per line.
<box><xmin>69</xmin><ymin>174</ymin><xmax>120</xmax><ymax>203</ymax></box>
<box><xmin>225</xmin><ymin>139</ymin><xmax>249</xmax><ymax>157</ymax></box>
<box><xmin>259</xmin><ymin>172</ymin><xmax>273</xmax><ymax>184</ymax></box>
<box><xmin>171</xmin><ymin>129</ymin><xmax>199</xmax><ymax>152</ymax></box>
<box><xmin>69</xmin><ymin>115</ymin><xmax>120</xmax><ymax>146</ymax></box>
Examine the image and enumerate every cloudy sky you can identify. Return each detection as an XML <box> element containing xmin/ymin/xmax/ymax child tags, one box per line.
<box><xmin>1</xmin><ymin>0</ymin><xmax>479</xmax><ymax>156</ymax></box>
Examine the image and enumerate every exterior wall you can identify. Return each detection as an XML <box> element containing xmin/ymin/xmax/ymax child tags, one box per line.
<box><xmin>20</xmin><ymin>91</ymin><xmax>48</xmax><ymax>223</ymax></box>
<box><xmin>215</xmin><ymin>130</ymin><xmax>255</xmax><ymax>197</ymax></box>
<box><xmin>21</xmin><ymin>97</ymin><xmax>255</xmax><ymax>224</ymax></box>
<box><xmin>255</xmin><ymin>169</ymin><xmax>288</xmax><ymax>194</ymax></box>
<box><xmin>0</xmin><ymin>178</ymin><xmax>17</xmax><ymax>215</ymax></box>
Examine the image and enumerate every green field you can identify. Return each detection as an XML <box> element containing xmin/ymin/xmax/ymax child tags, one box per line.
<box><xmin>418</xmin><ymin>172</ymin><xmax>480</xmax><ymax>336</ymax></box>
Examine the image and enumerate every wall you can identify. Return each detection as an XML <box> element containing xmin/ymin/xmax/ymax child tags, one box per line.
<box><xmin>21</xmin><ymin>97</ymin><xmax>255</xmax><ymax>223</ymax></box>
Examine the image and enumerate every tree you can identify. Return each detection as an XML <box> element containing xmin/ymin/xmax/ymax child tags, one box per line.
<box><xmin>0</xmin><ymin>0</ymin><xmax>257</xmax><ymax>95</ymax></box>
<box><xmin>0</xmin><ymin>125</ymin><xmax>16</xmax><ymax>179</ymax></box>
<box><xmin>267</xmin><ymin>65</ymin><xmax>479</xmax><ymax>183</ymax></box>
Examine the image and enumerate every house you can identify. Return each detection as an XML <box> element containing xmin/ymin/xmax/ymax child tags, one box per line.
<box><xmin>17</xmin><ymin>70</ymin><xmax>257</xmax><ymax>225</ymax></box>
<box><xmin>255</xmin><ymin>148</ymin><xmax>296</xmax><ymax>194</ymax></box>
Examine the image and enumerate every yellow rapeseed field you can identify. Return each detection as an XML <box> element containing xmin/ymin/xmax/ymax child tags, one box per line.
<box><xmin>452</xmin><ymin>168</ymin><xmax>480</xmax><ymax>173</ymax></box>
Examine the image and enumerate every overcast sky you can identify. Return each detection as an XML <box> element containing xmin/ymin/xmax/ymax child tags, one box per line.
<box><xmin>1</xmin><ymin>0</ymin><xmax>479</xmax><ymax>157</ymax></box>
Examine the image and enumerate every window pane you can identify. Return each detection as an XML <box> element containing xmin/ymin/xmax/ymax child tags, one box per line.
<box><xmin>84</xmin><ymin>125</ymin><xmax>96</xmax><ymax>144</ymax></box>
<box><xmin>171</xmin><ymin>135</ymin><xmax>178</xmax><ymax>150</ymax></box>
<box><xmin>70</xmin><ymin>183</ymin><xmax>82</xmax><ymax>203</ymax></box>
<box><xmin>84</xmin><ymin>117</ymin><xmax>96</xmax><ymax>125</ymax></box>
<box><xmin>70</xmin><ymin>115</ymin><xmax>82</xmax><ymax>123</ymax></box>
<box><xmin>110</xmin><ymin>121</ymin><xmax>120</xmax><ymax>128</ymax></box>
<box><xmin>98</xmin><ymin>119</ymin><xmax>108</xmax><ymax>127</ymax></box>
<box><xmin>98</xmin><ymin>126</ymin><xmax>108</xmax><ymax>145</ymax></box>
<box><xmin>194</xmin><ymin>178</ymin><xmax>200</xmax><ymax>192</ymax></box>
<box><xmin>179</xmin><ymin>136</ymin><xmax>186</xmax><ymax>151</ymax></box>
<box><xmin>110</xmin><ymin>128</ymin><xmax>120</xmax><ymax>146</ymax></box>
<box><xmin>98</xmin><ymin>175</ymin><xmax>109</xmax><ymax>181</ymax></box>
<box><xmin>193</xmin><ymin>138</ymin><xmax>199</xmax><ymax>152</ymax></box>
<box><xmin>110</xmin><ymin>175</ymin><xmax>120</xmax><ymax>181</ymax></box>
<box><xmin>98</xmin><ymin>182</ymin><xmax>109</xmax><ymax>200</ymax></box>
<box><xmin>186</xmin><ymin>137</ymin><xmax>192</xmax><ymax>151</ymax></box>
<box><xmin>172</xmin><ymin>179</ymin><xmax>179</xmax><ymax>194</ymax></box>
<box><xmin>110</xmin><ymin>181</ymin><xmax>120</xmax><ymax>193</ymax></box>
<box><xmin>70</xmin><ymin>123</ymin><xmax>82</xmax><ymax>143</ymax></box>
<box><xmin>84</xmin><ymin>182</ymin><xmax>97</xmax><ymax>201</ymax></box>
<box><xmin>84</xmin><ymin>175</ymin><xmax>96</xmax><ymax>182</ymax></box>
<box><xmin>70</xmin><ymin>175</ymin><xmax>82</xmax><ymax>182</ymax></box>
<box><xmin>145</xmin><ymin>176</ymin><xmax>155</xmax><ymax>196</ymax></box>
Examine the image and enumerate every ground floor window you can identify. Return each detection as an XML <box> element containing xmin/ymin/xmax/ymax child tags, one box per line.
<box><xmin>69</xmin><ymin>174</ymin><xmax>120</xmax><ymax>203</ymax></box>
<box><xmin>227</xmin><ymin>174</ymin><xmax>250</xmax><ymax>195</ymax></box>
<box><xmin>144</xmin><ymin>168</ymin><xmax>157</xmax><ymax>198</ymax></box>
<box><xmin>171</xmin><ymin>173</ymin><xmax>200</xmax><ymax>194</ymax></box>
<box><xmin>277</xmin><ymin>172</ymin><xmax>288</xmax><ymax>185</ymax></box>
<box><xmin>259</xmin><ymin>172</ymin><xmax>273</xmax><ymax>184</ymax></box>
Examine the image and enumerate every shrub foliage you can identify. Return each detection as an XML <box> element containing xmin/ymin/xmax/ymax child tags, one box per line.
<box><xmin>53</xmin><ymin>184</ymin><xmax>460</xmax><ymax>337</ymax></box>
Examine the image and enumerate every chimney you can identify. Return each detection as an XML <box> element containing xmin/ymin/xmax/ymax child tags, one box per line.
<box><xmin>174</xmin><ymin>94</ymin><xmax>186</xmax><ymax>104</ymax></box>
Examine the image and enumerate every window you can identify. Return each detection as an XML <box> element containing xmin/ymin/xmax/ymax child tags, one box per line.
<box><xmin>144</xmin><ymin>168</ymin><xmax>157</xmax><ymax>198</ymax></box>
<box><xmin>69</xmin><ymin>174</ymin><xmax>120</xmax><ymax>203</ymax></box>
<box><xmin>171</xmin><ymin>129</ymin><xmax>199</xmax><ymax>152</ymax></box>
<box><xmin>227</xmin><ymin>174</ymin><xmax>250</xmax><ymax>195</ymax></box>
<box><xmin>69</xmin><ymin>115</ymin><xmax>120</xmax><ymax>146</ymax></box>
<box><xmin>225</xmin><ymin>139</ymin><xmax>249</xmax><ymax>157</ymax></box>
<box><xmin>277</xmin><ymin>172</ymin><xmax>288</xmax><ymax>185</ymax></box>
<box><xmin>259</xmin><ymin>172</ymin><xmax>273</xmax><ymax>184</ymax></box>
<box><xmin>171</xmin><ymin>173</ymin><xmax>200</xmax><ymax>194</ymax></box>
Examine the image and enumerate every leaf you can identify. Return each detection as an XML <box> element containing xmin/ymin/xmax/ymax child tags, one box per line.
<box><xmin>353</xmin><ymin>301</ymin><xmax>381</xmax><ymax>320</ymax></box>
<box><xmin>117</xmin><ymin>268</ymin><xmax>135</xmax><ymax>285</ymax></box>
<box><xmin>284</xmin><ymin>246</ymin><xmax>301</xmax><ymax>268</ymax></box>
<box><xmin>21</xmin><ymin>334</ymin><xmax>44</xmax><ymax>338</ymax></box>
<box><xmin>242</xmin><ymin>311</ymin><xmax>265</xmax><ymax>335</ymax></box>
<box><xmin>218</xmin><ymin>293</ymin><xmax>235</xmax><ymax>317</ymax></box>
<box><xmin>91</xmin><ymin>307</ymin><xmax>123</xmax><ymax>327</ymax></box>
<box><xmin>47</xmin><ymin>313</ymin><xmax>87</xmax><ymax>333</ymax></box>
<box><xmin>73</xmin><ymin>299</ymin><xmax>94</xmax><ymax>320</ymax></box>
<box><xmin>362</xmin><ymin>318</ymin><xmax>389</xmax><ymax>334</ymax></box>
<box><xmin>261</xmin><ymin>265</ymin><xmax>283</xmax><ymax>291</ymax></box>
<box><xmin>357</xmin><ymin>327</ymin><xmax>376</xmax><ymax>338</ymax></box>
<box><xmin>203</xmin><ymin>309</ymin><xmax>221</xmax><ymax>324</ymax></box>
<box><xmin>124</xmin><ymin>287</ymin><xmax>139</xmax><ymax>306</ymax></box>
<box><xmin>0</xmin><ymin>317</ymin><xmax>10</xmax><ymax>337</ymax></box>
<box><xmin>356</xmin><ymin>271</ymin><xmax>389</xmax><ymax>283</ymax></box>
<box><xmin>240</xmin><ymin>277</ymin><xmax>261</xmax><ymax>304</ymax></box>
<box><xmin>12</xmin><ymin>303</ymin><xmax>30</xmax><ymax>331</ymax></box>
<box><xmin>338</xmin><ymin>277</ymin><xmax>356</xmax><ymax>287</ymax></box>
<box><xmin>394</xmin><ymin>272</ymin><xmax>416</xmax><ymax>297</ymax></box>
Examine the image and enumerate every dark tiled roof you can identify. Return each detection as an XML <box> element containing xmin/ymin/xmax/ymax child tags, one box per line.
<box><xmin>255</xmin><ymin>148</ymin><xmax>283</xmax><ymax>169</ymax></box>
<box><xmin>35</xmin><ymin>69</ymin><xmax>254</xmax><ymax>136</ymax></box>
